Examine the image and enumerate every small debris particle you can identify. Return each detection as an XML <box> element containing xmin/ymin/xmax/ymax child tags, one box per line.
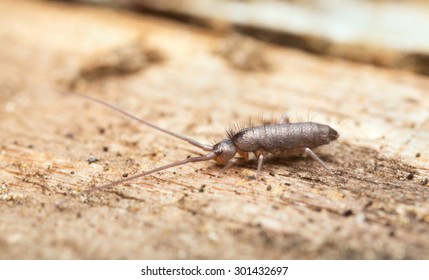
<box><xmin>415</xmin><ymin>153</ymin><xmax>421</xmax><ymax>158</ymax></box>
<box><xmin>406</xmin><ymin>173</ymin><xmax>414</xmax><ymax>180</ymax></box>
<box><xmin>116</xmin><ymin>152</ymin><xmax>122</xmax><ymax>157</ymax></box>
<box><xmin>130</xmin><ymin>141</ymin><xmax>139</xmax><ymax>147</ymax></box>
<box><xmin>65</xmin><ymin>132</ymin><xmax>74</xmax><ymax>139</ymax></box>
<box><xmin>364</xmin><ymin>199</ymin><xmax>373</xmax><ymax>208</ymax></box>
<box><xmin>102</xmin><ymin>146</ymin><xmax>109</xmax><ymax>152</ymax></box>
<box><xmin>187</xmin><ymin>155</ymin><xmax>191</xmax><ymax>159</ymax></box>
<box><xmin>28</xmin><ymin>144</ymin><xmax>33</xmax><ymax>149</ymax></box>
<box><xmin>342</xmin><ymin>209</ymin><xmax>353</xmax><ymax>217</ymax></box>
<box><xmin>122</xmin><ymin>173</ymin><xmax>129</xmax><ymax>178</ymax></box>
<box><xmin>199</xmin><ymin>184</ymin><xmax>206</xmax><ymax>193</ymax></box>
<box><xmin>272</xmin><ymin>204</ymin><xmax>279</xmax><ymax>210</ymax></box>
<box><xmin>266</xmin><ymin>185</ymin><xmax>272</xmax><ymax>191</ymax></box>
<box><xmin>70</xmin><ymin>171</ymin><xmax>75</xmax><ymax>175</ymax></box>
<box><xmin>420</xmin><ymin>178</ymin><xmax>429</xmax><ymax>186</ymax></box>
<box><xmin>284</xmin><ymin>182</ymin><xmax>291</xmax><ymax>186</ymax></box>
<box><xmin>87</xmin><ymin>155</ymin><xmax>100</xmax><ymax>164</ymax></box>
<box><xmin>151</xmin><ymin>152</ymin><xmax>157</xmax><ymax>157</ymax></box>
<box><xmin>98</xmin><ymin>127</ymin><xmax>105</xmax><ymax>134</ymax></box>
<box><xmin>269</xmin><ymin>171</ymin><xmax>275</xmax><ymax>176</ymax></box>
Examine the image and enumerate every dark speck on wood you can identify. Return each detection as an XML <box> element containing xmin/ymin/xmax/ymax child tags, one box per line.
<box><xmin>87</xmin><ymin>155</ymin><xmax>100</xmax><ymax>164</ymax></box>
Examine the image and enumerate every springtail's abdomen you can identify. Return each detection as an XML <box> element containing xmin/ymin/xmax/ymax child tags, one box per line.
<box><xmin>231</xmin><ymin>122</ymin><xmax>339</xmax><ymax>152</ymax></box>
<box><xmin>57</xmin><ymin>92</ymin><xmax>339</xmax><ymax>206</ymax></box>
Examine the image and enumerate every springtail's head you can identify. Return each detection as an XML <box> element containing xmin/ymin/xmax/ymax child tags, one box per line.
<box><xmin>212</xmin><ymin>139</ymin><xmax>237</xmax><ymax>164</ymax></box>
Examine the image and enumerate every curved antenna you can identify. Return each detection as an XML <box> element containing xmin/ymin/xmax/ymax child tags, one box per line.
<box><xmin>55</xmin><ymin>152</ymin><xmax>216</xmax><ymax>208</ymax></box>
<box><xmin>68</xmin><ymin>91</ymin><xmax>213</xmax><ymax>151</ymax></box>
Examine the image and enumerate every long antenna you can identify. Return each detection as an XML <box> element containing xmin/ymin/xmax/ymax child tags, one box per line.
<box><xmin>55</xmin><ymin>152</ymin><xmax>216</xmax><ymax>207</ymax></box>
<box><xmin>68</xmin><ymin>91</ymin><xmax>213</xmax><ymax>151</ymax></box>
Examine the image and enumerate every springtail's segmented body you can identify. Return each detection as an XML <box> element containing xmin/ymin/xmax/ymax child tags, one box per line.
<box><xmin>221</xmin><ymin>121</ymin><xmax>339</xmax><ymax>177</ymax></box>
<box><xmin>56</xmin><ymin>92</ymin><xmax>339</xmax><ymax>206</ymax></box>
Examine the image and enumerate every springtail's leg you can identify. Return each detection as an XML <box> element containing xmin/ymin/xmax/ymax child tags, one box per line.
<box><xmin>218</xmin><ymin>158</ymin><xmax>238</xmax><ymax>177</ymax></box>
<box><xmin>256</xmin><ymin>154</ymin><xmax>265</xmax><ymax>180</ymax></box>
<box><xmin>304</xmin><ymin>147</ymin><xmax>332</xmax><ymax>173</ymax></box>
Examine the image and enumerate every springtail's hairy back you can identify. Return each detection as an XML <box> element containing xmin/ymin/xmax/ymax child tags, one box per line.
<box><xmin>230</xmin><ymin>122</ymin><xmax>339</xmax><ymax>153</ymax></box>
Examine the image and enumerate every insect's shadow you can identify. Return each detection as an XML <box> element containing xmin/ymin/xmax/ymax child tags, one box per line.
<box><xmin>219</xmin><ymin>153</ymin><xmax>333</xmax><ymax>181</ymax></box>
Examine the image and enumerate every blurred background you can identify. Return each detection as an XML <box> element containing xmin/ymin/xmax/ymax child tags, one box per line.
<box><xmin>70</xmin><ymin>0</ymin><xmax>429</xmax><ymax>75</ymax></box>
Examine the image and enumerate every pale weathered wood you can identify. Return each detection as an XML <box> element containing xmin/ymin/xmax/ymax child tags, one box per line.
<box><xmin>0</xmin><ymin>0</ymin><xmax>429</xmax><ymax>259</ymax></box>
<box><xmin>77</xmin><ymin>0</ymin><xmax>429</xmax><ymax>75</ymax></box>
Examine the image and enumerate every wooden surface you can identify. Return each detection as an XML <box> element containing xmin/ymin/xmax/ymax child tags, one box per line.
<box><xmin>1</xmin><ymin>0</ymin><xmax>429</xmax><ymax>259</ymax></box>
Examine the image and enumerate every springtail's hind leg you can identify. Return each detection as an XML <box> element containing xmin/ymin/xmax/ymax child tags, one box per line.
<box><xmin>304</xmin><ymin>147</ymin><xmax>333</xmax><ymax>173</ymax></box>
<box><xmin>256</xmin><ymin>154</ymin><xmax>265</xmax><ymax>180</ymax></box>
<box><xmin>279</xmin><ymin>114</ymin><xmax>290</xmax><ymax>124</ymax></box>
